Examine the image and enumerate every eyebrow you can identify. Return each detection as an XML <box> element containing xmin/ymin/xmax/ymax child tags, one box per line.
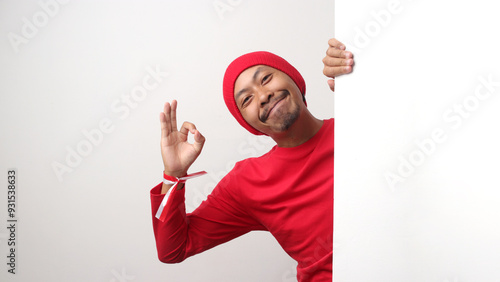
<box><xmin>235</xmin><ymin>66</ymin><xmax>265</xmax><ymax>101</ymax></box>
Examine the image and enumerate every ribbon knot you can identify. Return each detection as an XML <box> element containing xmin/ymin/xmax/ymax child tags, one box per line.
<box><xmin>155</xmin><ymin>171</ymin><xmax>207</xmax><ymax>222</ymax></box>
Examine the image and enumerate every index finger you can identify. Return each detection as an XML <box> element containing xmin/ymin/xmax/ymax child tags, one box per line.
<box><xmin>327</xmin><ymin>38</ymin><xmax>346</xmax><ymax>50</ymax></box>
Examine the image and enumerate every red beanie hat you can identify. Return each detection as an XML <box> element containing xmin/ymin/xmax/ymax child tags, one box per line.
<box><xmin>223</xmin><ymin>51</ymin><xmax>306</xmax><ymax>135</ymax></box>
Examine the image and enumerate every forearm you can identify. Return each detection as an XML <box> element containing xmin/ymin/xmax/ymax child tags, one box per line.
<box><xmin>150</xmin><ymin>180</ymin><xmax>259</xmax><ymax>264</ymax></box>
<box><xmin>160</xmin><ymin>182</ymin><xmax>184</xmax><ymax>195</ymax></box>
<box><xmin>151</xmin><ymin>183</ymin><xmax>190</xmax><ymax>263</ymax></box>
<box><xmin>152</xmin><ymin>182</ymin><xmax>217</xmax><ymax>264</ymax></box>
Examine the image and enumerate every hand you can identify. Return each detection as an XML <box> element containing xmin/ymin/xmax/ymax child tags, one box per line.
<box><xmin>159</xmin><ymin>100</ymin><xmax>205</xmax><ymax>178</ymax></box>
<box><xmin>322</xmin><ymin>38</ymin><xmax>354</xmax><ymax>92</ymax></box>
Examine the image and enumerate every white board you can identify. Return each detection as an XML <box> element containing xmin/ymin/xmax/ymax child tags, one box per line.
<box><xmin>335</xmin><ymin>1</ymin><xmax>500</xmax><ymax>281</ymax></box>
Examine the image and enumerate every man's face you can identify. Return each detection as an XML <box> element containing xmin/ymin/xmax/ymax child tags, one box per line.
<box><xmin>234</xmin><ymin>65</ymin><xmax>305</xmax><ymax>135</ymax></box>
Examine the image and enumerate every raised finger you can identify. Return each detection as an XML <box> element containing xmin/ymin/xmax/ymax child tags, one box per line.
<box><xmin>160</xmin><ymin>103</ymin><xmax>171</xmax><ymax>141</ymax></box>
<box><xmin>327</xmin><ymin>38</ymin><xmax>346</xmax><ymax>50</ymax></box>
<box><xmin>163</xmin><ymin>102</ymin><xmax>172</xmax><ymax>134</ymax></box>
<box><xmin>171</xmin><ymin>100</ymin><xmax>178</xmax><ymax>132</ymax></box>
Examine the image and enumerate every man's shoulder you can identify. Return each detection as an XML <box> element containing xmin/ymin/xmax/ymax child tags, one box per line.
<box><xmin>237</xmin><ymin>147</ymin><xmax>276</xmax><ymax>165</ymax></box>
<box><xmin>228</xmin><ymin>146</ymin><xmax>276</xmax><ymax>174</ymax></box>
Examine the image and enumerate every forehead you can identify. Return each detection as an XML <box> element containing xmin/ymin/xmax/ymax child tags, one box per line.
<box><xmin>234</xmin><ymin>65</ymin><xmax>276</xmax><ymax>94</ymax></box>
<box><xmin>237</xmin><ymin>65</ymin><xmax>273</xmax><ymax>81</ymax></box>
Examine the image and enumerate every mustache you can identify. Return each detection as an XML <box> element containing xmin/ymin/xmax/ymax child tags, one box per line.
<box><xmin>259</xmin><ymin>90</ymin><xmax>289</xmax><ymax>122</ymax></box>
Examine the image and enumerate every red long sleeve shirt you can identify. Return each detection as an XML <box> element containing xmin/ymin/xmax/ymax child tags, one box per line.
<box><xmin>151</xmin><ymin>118</ymin><xmax>334</xmax><ymax>281</ymax></box>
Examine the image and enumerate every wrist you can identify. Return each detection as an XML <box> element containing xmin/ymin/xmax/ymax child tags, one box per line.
<box><xmin>163</xmin><ymin>168</ymin><xmax>187</xmax><ymax>178</ymax></box>
<box><xmin>156</xmin><ymin>169</ymin><xmax>207</xmax><ymax>221</ymax></box>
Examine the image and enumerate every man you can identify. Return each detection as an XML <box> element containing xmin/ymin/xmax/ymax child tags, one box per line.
<box><xmin>150</xmin><ymin>38</ymin><xmax>354</xmax><ymax>281</ymax></box>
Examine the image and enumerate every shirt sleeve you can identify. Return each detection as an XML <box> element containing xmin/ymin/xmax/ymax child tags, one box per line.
<box><xmin>150</xmin><ymin>173</ymin><xmax>265</xmax><ymax>263</ymax></box>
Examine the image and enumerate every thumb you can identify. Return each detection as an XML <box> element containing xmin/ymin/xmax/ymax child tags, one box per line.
<box><xmin>327</xmin><ymin>79</ymin><xmax>335</xmax><ymax>92</ymax></box>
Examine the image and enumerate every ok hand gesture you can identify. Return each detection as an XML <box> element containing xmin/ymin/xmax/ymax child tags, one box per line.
<box><xmin>159</xmin><ymin>100</ymin><xmax>205</xmax><ymax>179</ymax></box>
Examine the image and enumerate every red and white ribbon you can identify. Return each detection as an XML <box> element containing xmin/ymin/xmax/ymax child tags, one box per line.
<box><xmin>155</xmin><ymin>171</ymin><xmax>207</xmax><ymax>222</ymax></box>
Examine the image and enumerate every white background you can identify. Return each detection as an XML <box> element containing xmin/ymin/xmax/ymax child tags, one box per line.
<box><xmin>0</xmin><ymin>0</ymin><xmax>334</xmax><ymax>281</ymax></box>
<box><xmin>335</xmin><ymin>0</ymin><xmax>500</xmax><ymax>282</ymax></box>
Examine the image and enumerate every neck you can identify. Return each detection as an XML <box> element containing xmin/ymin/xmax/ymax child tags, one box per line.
<box><xmin>271</xmin><ymin>110</ymin><xmax>323</xmax><ymax>148</ymax></box>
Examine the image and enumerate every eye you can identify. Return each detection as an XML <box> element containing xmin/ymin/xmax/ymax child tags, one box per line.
<box><xmin>262</xmin><ymin>74</ymin><xmax>272</xmax><ymax>84</ymax></box>
<box><xmin>242</xmin><ymin>95</ymin><xmax>252</xmax><ymax>107</ymax></box>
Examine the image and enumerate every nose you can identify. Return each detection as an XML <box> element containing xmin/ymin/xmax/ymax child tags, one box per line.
<box><xmin>258</xmin><ymin>89</ymin><xmax>273</xmax><ymax>107</ymax></box>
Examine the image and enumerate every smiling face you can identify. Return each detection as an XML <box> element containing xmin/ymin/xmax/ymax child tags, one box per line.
<box><xmin>234</xmin><ymin>65</ymin><xmax>306</xmax><ymax>136</ymax></box>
